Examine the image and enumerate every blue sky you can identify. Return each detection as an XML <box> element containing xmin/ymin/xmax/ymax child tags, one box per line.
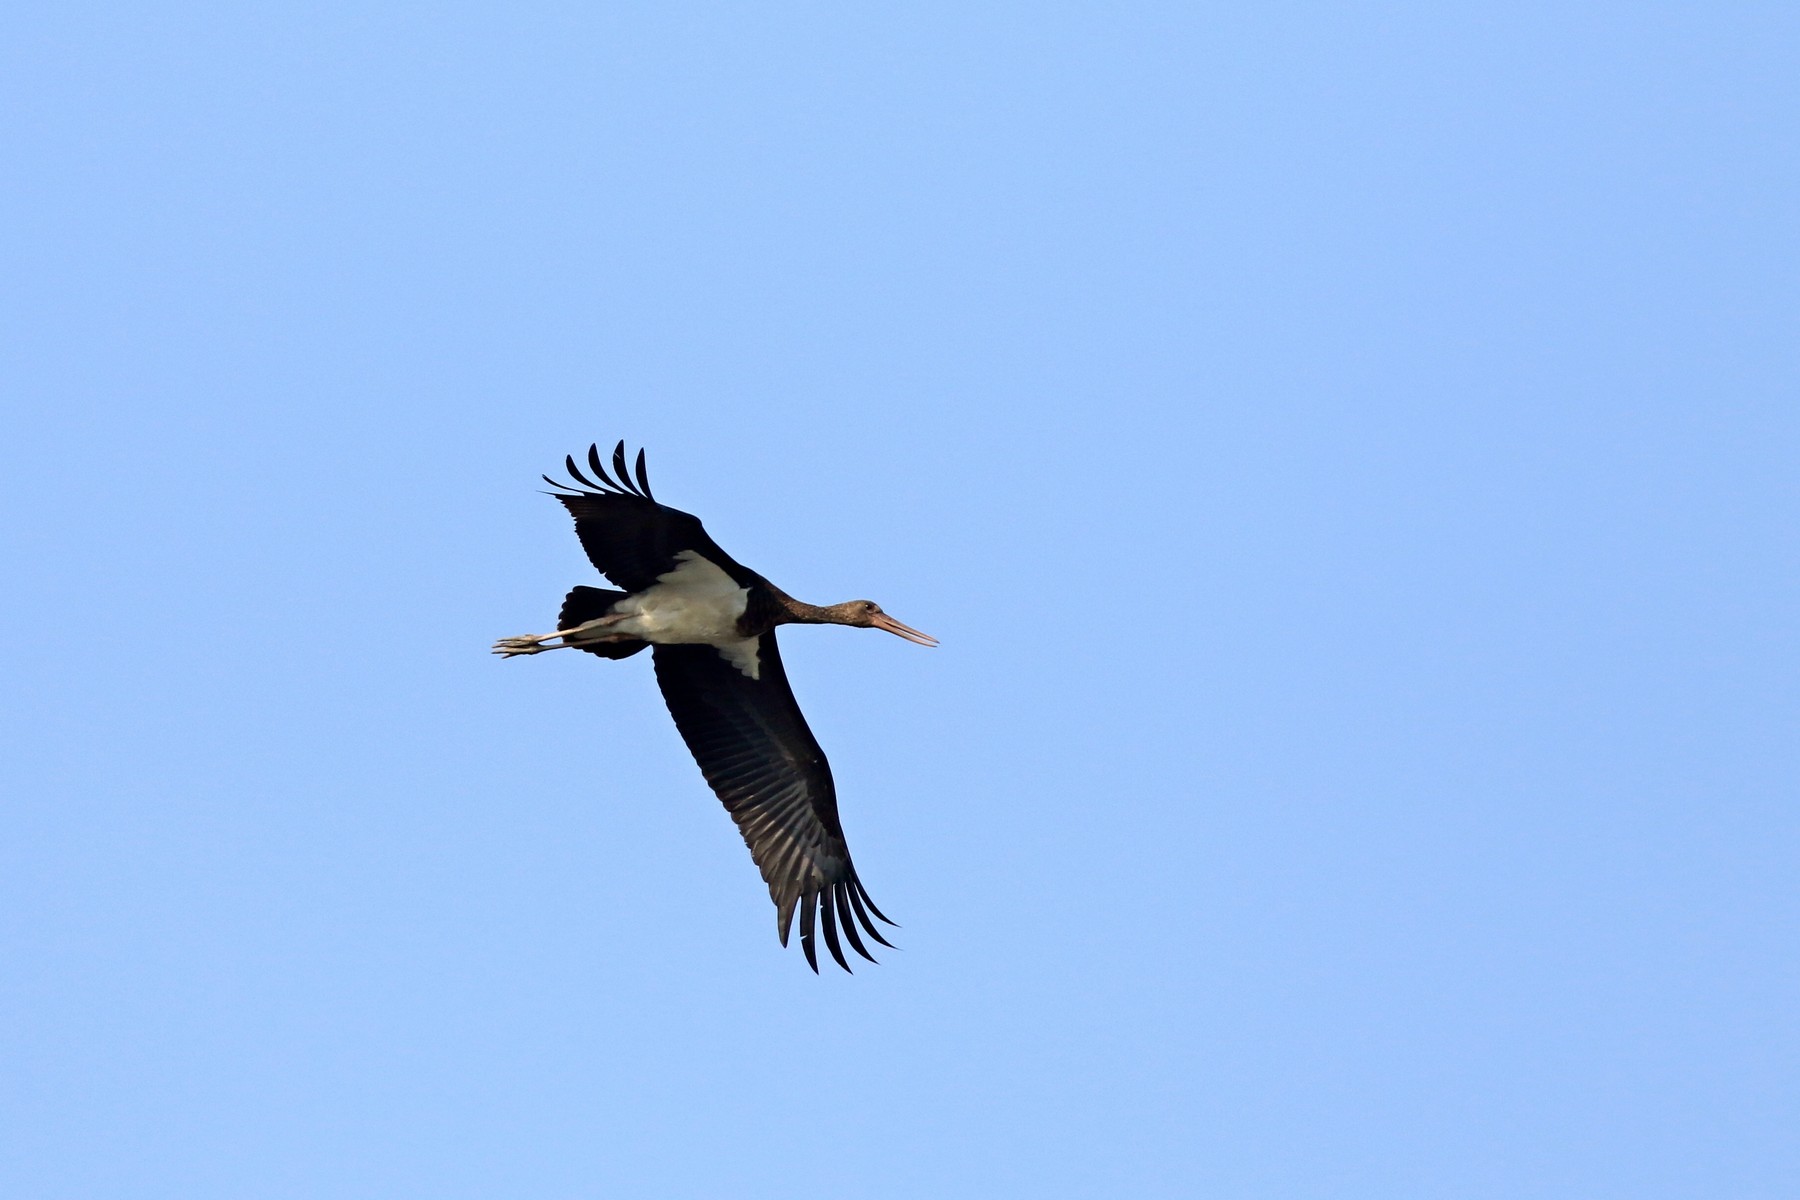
<box><xmin>3</xmin><ymin>4</ymin><xmax>1796</xmax><ymax>1197</ymax></box>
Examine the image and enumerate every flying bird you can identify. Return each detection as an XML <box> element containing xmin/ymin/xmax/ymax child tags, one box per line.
<box><xmin>493</xmin><ymin>441</ymin><xmax>936</xmax><ymax>972</ymax></box>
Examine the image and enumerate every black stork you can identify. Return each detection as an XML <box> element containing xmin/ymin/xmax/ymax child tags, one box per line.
<box><xmin>493</xmin><ymin>441</ymin><xmax>936</xmax><ymax>972</ymax></box>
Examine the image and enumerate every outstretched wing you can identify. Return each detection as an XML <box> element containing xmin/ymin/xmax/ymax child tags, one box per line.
<box><xmin>544</xmin><ymin>441</ymin><xmax>749</xmax><ymax>593</ymax></box>
<box><xmin>651</xmin><ymin>635</ymin><xmax>897</xmax><ymax>972</ymax></box>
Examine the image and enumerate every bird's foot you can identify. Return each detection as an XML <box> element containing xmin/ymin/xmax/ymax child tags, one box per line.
<box><xmin>492</xmin><ymin>634</ymin><xmax>555</xmax><ymax>657</ymax></box>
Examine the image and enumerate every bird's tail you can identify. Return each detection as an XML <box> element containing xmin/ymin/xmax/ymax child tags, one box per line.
<box><xmin>559</xmin><ymin>586</ymin><xmax>648</xmax><ymax>660</ymax></box>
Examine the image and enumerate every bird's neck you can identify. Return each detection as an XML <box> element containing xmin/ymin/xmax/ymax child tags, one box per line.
<box><xmin>776</xmin><ymin>595</ymin><xmax>845</xmax><ymax>626</ymax></box>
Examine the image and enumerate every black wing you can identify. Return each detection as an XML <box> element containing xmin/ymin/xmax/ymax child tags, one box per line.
<box><xmin>652</xmin><ymin>636</ymin><xmax>897</xmax><ymax>972</ymax></box>
<box><xmin>544</xmin><ymin>441</ymin><xmax>750</xmax><ymax>593</ymax></box>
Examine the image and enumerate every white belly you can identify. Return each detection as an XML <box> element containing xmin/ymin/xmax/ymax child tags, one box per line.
<box><xmin>605</xmin><ymin>550</ymin><xmax>763</xmax><ymax>678</ymax></box>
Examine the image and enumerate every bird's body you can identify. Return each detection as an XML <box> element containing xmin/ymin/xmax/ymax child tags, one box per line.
<box><xmin>493</xmin><ymin>442</ymin><xmax>935</xmax><ymax>972</ymax></box>
<box><xmin>598</xmin><ymin>550</ymin><xmax>763</xmax><ymax>675</ymax></box>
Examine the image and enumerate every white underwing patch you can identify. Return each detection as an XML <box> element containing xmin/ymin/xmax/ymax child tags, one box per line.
<box><xmin>608</xmin><ymin>550</ymin><xmax>762</xmax><ymax>679</ymax></box>
<box><xmin>716</xmin><ymin>638</ymin><xmax>763</xmax><ymax>680</ymax></box>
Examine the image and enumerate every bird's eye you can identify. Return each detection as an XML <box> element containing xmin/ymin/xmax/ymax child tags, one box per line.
<box><xmin>865</xmin><ymin>602</ymin><xmax>880</xmax><ymax>614</ymax></box>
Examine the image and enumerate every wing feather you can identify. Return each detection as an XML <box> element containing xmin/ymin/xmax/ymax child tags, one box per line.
<box><xmin>651</xmin><ymin>635</ymin><xmax>895</xmax><ymax>973</ymax></box>
<box><xmin>543</xmin><ymin>442</ymin><xmax>751</xmax><ymax>593</ymax></box>
<box><xmin>585</xmin><ymin>443</ymin><xmax>620</xmax><ymax>491</ymax></box>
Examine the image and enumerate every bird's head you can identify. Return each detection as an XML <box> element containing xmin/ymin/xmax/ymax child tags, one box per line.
<box><xmin>825</xmin><ymin>600</ymin><xmax>938</xmax><ymax>646</ymax></box>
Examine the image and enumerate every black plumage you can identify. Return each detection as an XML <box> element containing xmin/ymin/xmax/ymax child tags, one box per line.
<box><xmin>496</xmin><ymin>441</ymin><xmax>934</xmax><ymax>972</ymax></box>
<box><xmin>652</xmin><ymin>638</ymin><xmax>894</xmax><ymax>971</ymax></box>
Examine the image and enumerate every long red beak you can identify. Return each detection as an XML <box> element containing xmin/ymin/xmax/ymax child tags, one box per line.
<box><xmin>871</xmin><ymin>612</ymin><xmax>938</xmax><ymax>647</ymax></box>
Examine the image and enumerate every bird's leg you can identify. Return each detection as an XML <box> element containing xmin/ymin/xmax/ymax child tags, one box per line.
<box><xmin>491</xmin><ymin>633</ymin><xmax>575</xmax><ymax>657</ymax></box>
<box><xmin>491</xmin><ymin>614</ymin><xmax>629</xmax><ymax>657</ymax></box>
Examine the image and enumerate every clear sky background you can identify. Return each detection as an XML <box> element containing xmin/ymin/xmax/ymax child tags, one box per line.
<box><xmin>3</xmin><ymin>4</ymin><xmax>1796</xmax><ymax>1197</ymax></box>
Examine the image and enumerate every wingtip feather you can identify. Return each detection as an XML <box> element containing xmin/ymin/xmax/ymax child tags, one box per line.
<box><xmin>845</xmin><ymin>881</ymin><xmax>896</xmax><ymax>949</ymax></box>
<box><xmin>776</xmin><ymin>891</ymin><xmax>797</xmax><ymax>947</ymax></box>
<box><xmin>799</xmin><ymin>892</ymin><xmax>820</xmax><ymax>972</ymax></box>
<box><xmin>611</xmin><ymin>442</ymin><xmax>644</xmax><ymax>498</ymax></box>
<box><xmin>855</xmin><ymin>878</ymin><xmax>899</xmax><ymax>928</ymax></box>
<box><xmin>587</xmin><ymin>444</ymin><xmax>627</xmax><ymax>492</ymax></box>
<box><xmin>820</xmin><ymin>889</ymin><xmax>853</xmax><ymax>972</ymax></box>
<box><xmin>634</xmin><ymin>447</ymin><xmax>655</xmax><ymax>500</ymax></box>
<box><xmin>836</xmin><ymin>882</ymin><xmax>879</xmax><ymax>964</ymax></box>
